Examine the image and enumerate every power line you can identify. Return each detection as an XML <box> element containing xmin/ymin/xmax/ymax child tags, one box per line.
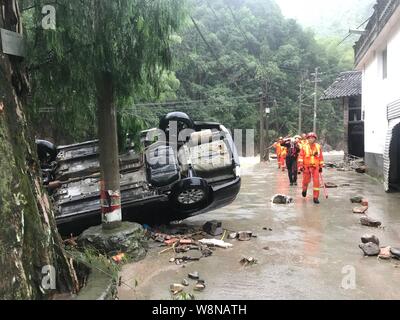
<box><xmin>127</xmin><ymin>94</ymin><xmax>259</xmax><ymax>109</ymax></box>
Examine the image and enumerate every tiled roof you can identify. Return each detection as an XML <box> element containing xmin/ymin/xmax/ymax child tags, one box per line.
<box><xmin>321</xmin><ymin>71</ymin><xmax>362</xmax><ymax>100</ymax></box>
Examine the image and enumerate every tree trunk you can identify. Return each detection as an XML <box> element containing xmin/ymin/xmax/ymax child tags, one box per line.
<box><xmin>0</xmin><ymin>0</ymin><xmax>78</xmax><ymax>299</ymax></box>
<box><xmin>96</xmin><ymin>71</ymin><xmax>122</xmax><ymax>230</ymax></box>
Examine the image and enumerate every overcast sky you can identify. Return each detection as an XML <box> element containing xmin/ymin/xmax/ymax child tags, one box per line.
<box><xmin>274</xmin><ymin>0</ymin><xmax>373</xmax><ymax>27</ymax></box>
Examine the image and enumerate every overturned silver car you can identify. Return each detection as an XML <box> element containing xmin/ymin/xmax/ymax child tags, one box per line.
<box><xmin>38</xmin><ymin>112</ymin><xmax>241</xmax><ymax>236</ymax></box>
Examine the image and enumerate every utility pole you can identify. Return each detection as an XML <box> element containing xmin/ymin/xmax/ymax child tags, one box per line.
<box><xmin>311</xmin><ymin>67</ymin><xmax>322</xmax><ymax>133</ymax></box>
<box><xmin>259</xmin><ymin>80</ymin><xmax>269</xmax><ymax>162</ymax></box>
<box><xmin>259</xmin><ymin>88</ymin><xmax>265</xmax><ymax>162</ymax></box>
<box><xmin>298</xmin><ymin>81</ymin><xmax>303</xmax><ymax>134</ymax></box>
<box><xmin>264</xmin><ymin>80</ymin><xmax>270</xmax><ymax>162</ymax></box>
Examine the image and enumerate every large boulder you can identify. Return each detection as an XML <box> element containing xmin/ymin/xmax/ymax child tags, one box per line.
<box><xmin>78</xmin><ymin>222</ymin><xmax>148</xmax><ymax>262</ymax></box>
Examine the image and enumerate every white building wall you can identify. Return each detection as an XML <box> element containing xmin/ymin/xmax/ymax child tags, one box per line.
<box><xmin>360</xmin><ymin>11</ymin><xmax>400</xmax><ymax>156</ymax></box>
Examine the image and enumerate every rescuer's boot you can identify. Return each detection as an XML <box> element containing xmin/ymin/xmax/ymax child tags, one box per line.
<box><xmin>302</xmin><ymin>190</ymin><xmax>307</xmax><ymax>198</ymax></box>
<box><xmin>313</xmin><ymin>198</ymin><xmax>320</xmax><ymax>204</ymax></box>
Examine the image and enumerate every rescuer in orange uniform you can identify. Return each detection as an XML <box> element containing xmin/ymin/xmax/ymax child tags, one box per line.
<box><xmin>272</xmin><ymin>137</ymin><xmax>283</xmax><ymax>169</ymax></box>
<box><xmin>279</xmin><ymin>140</ymin><xmax>287</xmax><ymax>172</ymax></box>
<box><xmin>298</xmin><ymin>132</ymin><xmax>325</xmax><ymax>204</ymax></box>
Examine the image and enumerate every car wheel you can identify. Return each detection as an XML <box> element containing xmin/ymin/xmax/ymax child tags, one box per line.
<box><xmin>36</xmin><ymin>139</ymin><xmax>57</xmax><ymax>165</ymax></box>
<box><xmin>159</xmin><ymin>112</ymin><xmax>195</xmax><ymax>133</ymax></box>
<box><xmin>170</xmin><ymin>177</ymin><xmax>210</xmax><ymax>212</ymax></box>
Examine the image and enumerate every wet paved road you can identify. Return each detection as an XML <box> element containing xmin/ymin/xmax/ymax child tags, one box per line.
<box><xmin>119</xmin><ymin>156</ymin><xmax>400</xmax><ymax>300</ymax></box>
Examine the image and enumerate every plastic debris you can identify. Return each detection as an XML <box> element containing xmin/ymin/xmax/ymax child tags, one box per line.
<box><xmin>198</xmin><ymin>239</ymin><xmax>233</xmax><ymax>249</ymax></box>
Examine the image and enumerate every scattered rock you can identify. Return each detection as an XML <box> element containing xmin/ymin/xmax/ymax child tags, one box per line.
<box><xmin>353</xmin><ymin>206</ymin><xmax>368</xmax><ymax>214</ymax></box>
<box><xmin>379</xmin><ymin>247</ymin><xmax>392</xmax><ymax>260</ymax></box>
<box><xmin>356</xmin><ymin>166</ymin><xmax>367</xmax><ymax>174</ymax></box>
<box><xmin>361</xmin><ymin>234</ymin><xmax>380</xmax><ymax>246</ymax></box>
<box><xmin>228</xmin><ymin>232</ymin><xmax>238</xmax><ymax>239</ymax></box>
<box><xmin>169</xmin><ymin>257</ymin><xmax>175</xmax><ymax>263</ymax></box>
<box><xmin>201</xmin><ymin>247</ymin><xmax>213</xmax><ymax>257</ymax></box>
<box><xmin>202</xmin><ymin>221</ymin><xmax>223</xmax><ymax>236</ymax></box>
<box><xmin>240</xmin><ymin>257</ymin><xmax>258</xmax><ymax>266</ymax></box>
<box><xmin>350</xmin><ymin>196</ymin><xmax>363</xmax><ymax>204</ymax></box>
<box><xmin>359</xmin><ymin>242</ymin><xmax>380</xmax><ymax>256</ymax></box>
<box><xmin>237</xmin><ymin>231</ymin><xmax>252</xmax><ymax>241</ymax></box>
<box><xmin>390</xmin><ymin>248</ymin><xmax>400</xmax><ymax>260</ymax></box>
<box><xmin>324</xmin><ymin>182</ymin><xmax>338</xmax><ymax>188</ymax></box>
<box><xmin>263</xmin><ymin>246</ymin><xmax>270</xmax><ymax>251</ymax></box>
<box><xmin>188</xmin><ymin>272</ymin><xmax>199</xmax><ymax>280</ymax></box>
<box><xmin>182</xmin><ymin>279</ymin><xmax>189</xmax><ymax>287</ymax></box>
<box><xmin>170</xmin><ymin>283</ymin><xmax>185</xmax><ymax>295</ymax></box>
<box><xmin>272</xmin><ymin>194</ymin><xmax>294</xmax><ymax>204</ymax></box>
<box><xmin>194</xmin><ymin>281</ymin><xmax>206</xmax><ymax>292</ymax></box>
<box><xmin>360</xmin><ymin>216</ymin><xmax>382</xmax><ymax>228</ymax></box>
<box><xmin>361</xmin><ymin>199</ymin><xmax>369</xmax><ymax>207</ymax></box>
<box><xmin>325</xmin><ymin>162</ymin><xmax>336</xmax><ymax>168</ymax></box>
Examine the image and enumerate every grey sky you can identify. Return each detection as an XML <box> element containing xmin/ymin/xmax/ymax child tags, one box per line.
<box><xmin>275</xmin><ymin>0</ymin><xmax>374</xmax><ymax>29</ymax></box>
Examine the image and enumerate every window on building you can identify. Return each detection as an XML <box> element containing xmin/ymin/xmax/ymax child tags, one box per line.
<box><xmin>382</xmin><ymin>48</ymin><xmax>388</xmax><ymax>79</ymax></box>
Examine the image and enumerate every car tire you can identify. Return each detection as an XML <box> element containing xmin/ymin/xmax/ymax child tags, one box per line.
<box><xmin>36</xmin><ymin>139</ymin><xmax>57</xmax><ymax>164</ymax></box>
<box><xmin>170</xmin><ymin>177</ymin><xmax>210</xmax><ymax>212</ymax></box>
<box><xmin>159</xmin><ymin>112</ymin><xmax>195</xmax><ymax>134</ymax></box>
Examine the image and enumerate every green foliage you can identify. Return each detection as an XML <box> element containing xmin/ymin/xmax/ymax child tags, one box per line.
<box><xmin>172</xmin><ymin>0</ymin><xmax>354</xmax><ymax>147</ymax></box>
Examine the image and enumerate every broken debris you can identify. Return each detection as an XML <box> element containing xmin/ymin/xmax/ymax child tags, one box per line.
<box><xmin>238</xmin><ymin>231</ymin><xmax>253</xmax><ymax>241</ymax></box>
<box><xmin>353</xmin><ymin>206</ymin><xmax>369</xmax><ymax>214</ymax></box>
<box><xmin>240</xmin><ymin>257</ymin><xmax>258</xmax><ymax>266</ymax></box>
<box><xmin>202</xmin><ymin>220</ymin><xmax>223</xmax><ymax>236</ymax></box>
<box><xmin>182</xmin><ymin>279</ymin><xmax>189</xmax><ymax>287</ymax></box>
<box><xmin>228</xmin><ymin>232</ymin><xmax>238</xmax><ymax>239</ymax></box>
<box><xmin>361</xmin><ymin>199</ymin><xmax>369</xmax><ymax>207</ymax></box>
<box><xmin>324</xmin><ymin>182</ymin><xmax>338</xmax><ymax>188</ymax></box>
<box><xmin>378</xmin><ymin>247</ymin><xmax>392</xmax><ymax>260</ymax></box>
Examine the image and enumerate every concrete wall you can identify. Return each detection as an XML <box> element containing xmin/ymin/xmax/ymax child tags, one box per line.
<box><xmin>358</xmin><ymin>7</ymin><xmax>400</xmax><ymax>178</ymax></box>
